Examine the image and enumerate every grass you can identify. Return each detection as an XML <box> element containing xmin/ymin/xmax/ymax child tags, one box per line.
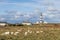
<box><xmin>0</xmin><ymin>24</ymin><xmax>60</xmax><ymax>40</ymax></box>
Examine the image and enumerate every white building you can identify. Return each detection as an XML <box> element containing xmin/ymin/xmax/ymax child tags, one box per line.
<box><xmin>34</xmin><ymin>21</ymin><xmax>39</xmax><ymax>24</ymax></box>
<box><xmin>0</xmin><ymin>22</ymin><xmax>7</xmax><ymax>26</ymax></box>
<box><xmin>44</xmin><ymin>21</ymin><xmax>48</xmax><ymax>24</ymax></box>
<box><xmin>22</xmin><ymin>22</ymin><xmax>32</xmax><ymax>25</ymax></box>
<box><xmin>34</xmin><ymin>21</ymin><xmax>48</xmax><ymax>24</ymax></box>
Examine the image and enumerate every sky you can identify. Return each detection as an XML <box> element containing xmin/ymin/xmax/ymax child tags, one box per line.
<box><xmin>0</xmin><ymin>0</ymin><xmax>60</xmax><ymax>23</ymax></box>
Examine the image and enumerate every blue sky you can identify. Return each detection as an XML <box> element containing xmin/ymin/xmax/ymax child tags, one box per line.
<box><xmin>0</xmin><ymin>0</ymin><xmax>60</xmax><ymax>23</ymax></box>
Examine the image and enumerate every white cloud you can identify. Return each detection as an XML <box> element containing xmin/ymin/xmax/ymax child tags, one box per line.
<box><xmin>32</xmin><ymin>0</ymin><xmax>54</xmax><ymax>6</ymax></box>
<box><xmin>43</xmin><ymin>6</ymin><xmax>60</xmax><ymax>23</ymax></box>
<box><xmin>48</xmin><ymin>14</ymin><xmax>55</xmax><ymax>18</ymax></box>
<box><xmin>0</xmin><ymin>2</ymin><xmax>40</xmax><ymax>8</ymax></box>
<box><xmin>47</xmin><ymin>6</ymin><xmax>57</xmax><ymax>12</ymax></box>
<box><xmin>14</xmin><ymin>15</ymin><xmax>20</xmax><ymax>19</ymax></box>
<box><xmin>23</xmin><ymin>15</ymin><xmax>30</xmax><ymax>18</ymax></box>
<box><xmin>5</xmin><ymin>11</ymin><xmax>34</xmax><ymax>20</ymax></box>
<box><xmin>0</xmin><ymin>18</ymin><xmax>5</xmax><ymax>21</ymax></box>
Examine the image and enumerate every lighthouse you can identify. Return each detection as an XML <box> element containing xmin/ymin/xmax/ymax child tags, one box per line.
<box><xmin>40</xmin><ymin>13</ymin><xmax>44</xmax><ymax>24</ymax></box>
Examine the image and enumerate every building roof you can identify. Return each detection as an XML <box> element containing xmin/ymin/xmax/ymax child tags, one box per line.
<box><xmin>22</xmin><ymin>21</ymin><xmax>31</xmax><ymax>23</ymax></box>
<box><xmin>0</xmin><ymin>22</ymin><xmax>7</xmax><ymax>23</ymax></box>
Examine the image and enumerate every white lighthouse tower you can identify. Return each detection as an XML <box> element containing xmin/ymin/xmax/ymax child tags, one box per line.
<box><xmin>40</xmin><ymin>13</ymin><xmax>44</xmax><ymax>24</ymax></box>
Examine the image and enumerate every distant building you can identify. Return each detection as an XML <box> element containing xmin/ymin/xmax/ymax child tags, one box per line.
<box><xmin>44</xmin><ymin>21</ymin><xmax>48</xmax><ymax>24</ymax></box>
<box><xmin>22</xmin><ymin>22</ymin><xmax>32</xmax><ymax>25</ymax></box>
<box><xmin>0</xmin><ymin>22</ymin><xmax>7</xmax><ymax>26</ymax></box>
<box><xmin>34</xmin><ymin>21</ymin><xmax>48</xmax><ymax>24</ymax></box>
<box><xmin>34</xmin><ymin>21</ymin><xmax>40</xmax><ymax>24</ymax></box>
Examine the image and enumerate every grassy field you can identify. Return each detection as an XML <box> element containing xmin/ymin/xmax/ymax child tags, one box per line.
<box><xmin>0</xmin><ymin>24</ymin><xmax>60</xmax><ymax>40</ymax></box>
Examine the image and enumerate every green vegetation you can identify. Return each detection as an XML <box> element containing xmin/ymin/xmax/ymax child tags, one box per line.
<box><xmin>0</xmin><ymin>24</ymin><xmax>60</xmax><ymax>40</ymax></box>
